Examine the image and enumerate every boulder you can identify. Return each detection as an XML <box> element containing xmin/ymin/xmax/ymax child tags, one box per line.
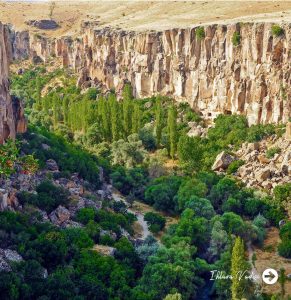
<box><xmin>246</xmin><ymin>142</ymin><xmax>260</xmax><ymax>153</ymax></box>
<box><xmin>257</xmin><ymin>154</ymin><xmax>270</xmax><ymax>164</ymax></box>
<box><xmin>93</xmin><ymin>244</ymin><xmax>116</xmax><ymax>256</ymax></box>
<box><xmin>3</xmin><ymin>249</ymin><xmax>23</xmax><ymax>262</ymax></box>
<box><xmin>49</xmin><ymin>206</ymin><xmax>71</xmax><ymax>226</ymax></box>
<box><xmin>41</xmin><ymin>143</ymin><xmax>50</xmax><ymax>150</ymax></box>
<box><xmin>0</xmin><ymin>257</ymin><xmax>11</xmax><ymax>272</ymax></box>
<box><xmin>26</xmin><ymin>19</ymin><xmax>59</xmax><ymax>30</ymax></box>
<box><xmin>212</xmin><ymin>151</ymin><xmax>235</xmax><ymax>171</ymax></box>
<box><xmin>84</xmin><ymin>198</ymin><xmax>102</xmax><ymax>210</ymax></box>
<box><xmin>46</xmin><ymin>159</ymin><xmax>59</xmax><ymax>171</ymax></box>
<box><xmin>281</xmin><ymin>151</ymin><xmax>291</xmax><ymax>175</ymax></box>
<box><xmin>255</xmin><ymin>168</ymin><xmax>271</xmax><ymax>182</ymax></box>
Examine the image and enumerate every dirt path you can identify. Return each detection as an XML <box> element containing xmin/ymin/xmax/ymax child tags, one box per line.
<box><xmin>247</xmin><ymin>241</ymin><xmax>262</xmax><ymax>285</ymax></box>
<box><xmin>111</xmin><ymin>190</ymin><xmax>150</xmax><ymax>240</ymax></box>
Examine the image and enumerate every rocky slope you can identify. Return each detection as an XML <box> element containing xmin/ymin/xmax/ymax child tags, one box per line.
<box><xmin>0</xmin><ymin>22</ymin><xmax>26</xmax><ymax>144</ymax></box>
<box><xmin>8</xmin><ymin>22</ymin><xmax>291</xmax><ymax>125</ymax></box>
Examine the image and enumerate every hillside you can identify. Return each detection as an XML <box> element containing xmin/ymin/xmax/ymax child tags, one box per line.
<box><xmin>0</xmin><ymin>1</ymin><xmax>290</xmax><ymax>300</ymax></box>
<box><xmin>0</xmin><ymin>1</ymin><xmax>291</xmax><ymax>37</ymax></box>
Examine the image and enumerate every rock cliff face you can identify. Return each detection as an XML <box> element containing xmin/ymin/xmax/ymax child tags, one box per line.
<box><xmin>7</xmin><ymin>22</ymin><xmax>291</xmax><ymax>125</ymax></box>
<box><xmin>0</xmin><ymin>23</ymin><xmax>26</xmax><ymax>144</ymax></box>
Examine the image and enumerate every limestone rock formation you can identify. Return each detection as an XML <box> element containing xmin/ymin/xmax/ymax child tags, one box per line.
<box><xmin>25</xmin><ymin>20</ymin><xmax>59</xmax><ymax>30</ymax></box>
<box><xmin>12</xmin><ymin>22</ymin><xmax>290</xmax><ymax>125</ymax></box>
<box><xmin>212</xmin><ymin>151</ymin><xmax>235</xmax><ymax>171</ymax></box>
<box><xmin>0</xmin><ymin>22</ymin><xmax>26</xmax><ymax>144</ymax></box>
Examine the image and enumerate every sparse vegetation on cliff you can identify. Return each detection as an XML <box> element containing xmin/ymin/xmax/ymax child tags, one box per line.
<box><xmin>195</xmin><ymin>27</ymin><xmax>205</xmax><ymax>40</ymax></box>
<box><xmin>271</xmin><ymin>24</ymin><xmax>284</xmax><ymax>37</ymax></box>
<box><xmin>232</xmin><ymin>31</ymin><xmax>241</xmax><ymax>46</ymax></box>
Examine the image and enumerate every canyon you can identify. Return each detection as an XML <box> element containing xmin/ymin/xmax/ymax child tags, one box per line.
<box><xmin>1</xmin><ymin>19</ymin><xmax>291</xmax><ymax>144</ymax></box>
<box><xmin>6</xmin><ymin>21</ymin><xmax>291</xmax><ymax>126</ymax></box>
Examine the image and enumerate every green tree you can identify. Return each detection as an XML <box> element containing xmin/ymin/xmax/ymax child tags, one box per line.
<box><xmin>167</xmin><ymin>105</ymin><xmax>178</xmax><ymax>159</ymax></box>
<box><xmin>132</xmin><ymin>103</ymin><xmax>141</xmax><ymax>134</ymax></box>
<box><xmin>155</xmin><ymin>96</ymin><xmax>163</xmax><ymax>146</ymax></box>
<box><xmin>231</xmin><ymin>237</ymin><xmax>249</xmax><ymax>300</ymax></box>
<box><xmin>177</xmin><ymin>135</ymin><xmax>203</xmax><ymax>173</ymax></box>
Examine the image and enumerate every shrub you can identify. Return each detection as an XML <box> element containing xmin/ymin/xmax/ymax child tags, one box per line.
<box><xmin>196</xmin><ymin>27</ymin><xmax>205</xmax><ymax>40</ymax></box>
<box><xmin>266</xmin><ymin>147</ymin><xmax>281</xmax><ymax>159</ymax></box>
<box><xmin>227</xmin><ymin>160</ymin><xmax>244</xmax><ymax>174</ymax></box>
<box><xmin>271</xmin><ymin>25</ymin><xmax>284</xmax><ymax>37</ymax></box>
<box><xmin>144</xmin><ymin>212</ymin><xmax>166</xmax><ymax>233</ymax></box>
<box><xmin>273</xmin><ymin>183</ymin><xmax>291</xmax><ymax>207</ymax></box>
<box><xmin>232</xmin><ymin>32</ymin><xmax>241</xmax><ymax>46</ymax></box>
<box><xmin>278</xmin><ymin>241</ymin><xmax>291</xmax><ymax>258</ymax></box>
<box><xmin>76</xmin><ymin>208</ymin><xmax>97</xmax><ymax>224</ymax></box>
<box><xmin>247</xmin><ymin>124</ymin><xmax>276</xmax><ymax>142</ymax></box>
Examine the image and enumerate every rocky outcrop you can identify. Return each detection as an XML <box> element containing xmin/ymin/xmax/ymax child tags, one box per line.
<box><xmin>236</xmin><ymin>137</ymin><xmax>291</xmax><ymax>190</ymax></box>
<box><xmin>212</xmin><ymin>151</ymin><xmax>236</xmax><ymax>171</ymax></box>
<box><xmin>25</xmin><ymin>20</ymin><xmax>59</xmax><ymax>30</ymax></box>
<box><xmin>0</xmin><ymin>249</ymin><xmax>23</xmax><ymax>272</ymax></box>
<box><xmin>10</xmin><ymin>22</ymin><xmax>290</xmax><ymax>125</ymax></box>
<box><xmin>0</xmin><ymin>22</ymin><xmax>26</xmax><ymax>144</ymax></box>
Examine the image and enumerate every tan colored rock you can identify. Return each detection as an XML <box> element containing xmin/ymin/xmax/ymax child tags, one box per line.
<box><xmin>212</xmin><ymin>151</ymin><xmax>235</xmax><ymax>171</ymax></box>
<box><xmin>286</xmin><ymin>122</ymin><xmax>291</xmax><ymax>141</ymax></box>
<box><xmin>5</xmin><ymin>22</ymin><xmax>291</xmax><ymax>126</ymax></box>
<box><xmin>0</xmin><ymin>23</ymin><xmax>26</xmax><ymax>144</ymax></box>
<box><xmin>258</xmin><ymin>155</ymin><xmax>270</xmax><ymax>164</ymax></box>
<box><xmin>49</xmin><ymin>206</ymin><xmax>71</xmax><ymax>226</ymax></box>
<box><xmin>255</xmin><ymin>168</ymin><xmax>271</xmax><ymax>182</ymax></box>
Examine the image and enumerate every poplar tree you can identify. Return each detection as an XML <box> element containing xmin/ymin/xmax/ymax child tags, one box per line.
<box><xmin>123</xmin><ymin>99</ymin><xmax>132</xmax><ymax>138</ymax></box>
<box><xmin>62</xmin><ymin>95</ymin><xmax>70</xmax><ymax>125</ymax></box>
<box><xmin>109</xmin><ymin>94</ymin><xmax>120</xmax><ymax>141</ymax></box>
<box><xmin>231</xmin><ymin>237</ymin><xmax>248</xmax><ymax>300</ymax></box>
<box><xmin>52</xmin><ymin>94</ymin><xmax>62</xmax><ymax>129</ymax></box>
<box><xmin>167</xmin><ymin>105</ymin><xmax>178</xmax><ymax>159</ymax></box>
<box><xmin>155</xmin><ymin>96</ymin><xmax>163</xmax><ymax>147</ymax></box>
<box><xmin>35</xmin><ymin>77</ymin><xmax>42</xmax><ymax>111</ymax></box>
<box><xmin>132</xmin><ymin>103</ymin><xmax>141</xmax><ymax>134</ymax></box>
<box><xmin>122</xmin><ymin>83</ymin><xmax>133</xmax><ymax>137</ymax></box>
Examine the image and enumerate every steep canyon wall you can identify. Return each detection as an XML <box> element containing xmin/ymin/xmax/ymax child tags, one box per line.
<box><xmin>7</xmin><ymin>22</ymin><xmax>291</xmax><ymax>125</ymax></box>
<box><xmin>0</xmin><ymin>23</ymin><xmax>26</xmax><ymax>144</ymax></box>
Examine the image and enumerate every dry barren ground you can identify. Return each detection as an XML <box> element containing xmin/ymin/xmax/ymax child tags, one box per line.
<box><xmin>253</xmin><ymin>227</ymin><xmax>291</xmax><ymax>296</ymax></box>
<box><xmin>0</xmin><ymin>1</ymin><xmax>291</xmax><ymax>37</ymax></box>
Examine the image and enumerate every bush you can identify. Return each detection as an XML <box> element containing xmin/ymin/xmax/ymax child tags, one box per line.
<box><xmin>144</xmin><ymin>212</ymin><xmax>166</xmax><ymax>233</ymax></box>
<box><xmin>271</xmin><ymin>25</ymin><xmax>284</xmax><ymax>37</ymax></box>
<box><xmin>18</xmin><ymin>180</ymin><xmax>69</xmax><ymax>213</ymax></box>
<box><xmin>232</xmin><ymin>32</ymin><xmax>241</xmax><ymax>46</ymax></box>
<box><xmin>76</xmin><ymin>208</ymin><xmax>97</xmax><ymax>224</ymax></box>
<box><xmin>196</xmin><ymin>27</ymin><xmax>205</xmax><ymax>40</ymax></box>
<box><xmin>278</xmin><ymin>241</ymin><xmax>291</xmax><ymax>258</ymax></box>
<box><xmin>273</xmin><ymin>183</ymin><xmax>291</xmax><ymax>206</ymax></box>
<box><xmin>144</xmin><ymin>176</ymin><xmax>184</xmax><ymax>213</ymax></box>
<box><xmin>247</xmin><ymin>124</ymin><xmax>276</xmax><ymax>142</ymax></box>
<box><xmin>266</xmin><ymin>147</ymin><xmax>281</xmax><ymax>159</ymax></box>
<box><xmin>227</xmin><ymin>160</ymin><xmax>244</xmax><ymax>174</ymax></box>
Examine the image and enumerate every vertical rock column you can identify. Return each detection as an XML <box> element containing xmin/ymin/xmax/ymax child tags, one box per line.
<box><xmin>0</xmin><ymin>22</ymin><xmax>26</xmax><ymax>144</ymax></box>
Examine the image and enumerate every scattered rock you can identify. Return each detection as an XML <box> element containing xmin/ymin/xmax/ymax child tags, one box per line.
<box><xmin>26</xmin><ymin>19</ymin><xmax>59</xmax><ymax>30</ymax></box>
<box><xmin>41</xmin><ymin>143</ymin><xmax>51</xmax><ymax>151</ymax></box>
<box><xmin>49</xmin><ymin>206</ymin><xmax>71</xmax><ymax>226</ymax></box>
<box><xmin>212</xmin><ymin>151</ymin><xmax>236</xmax><ymax>171</ymax></box>
<box><xmin>255</xmin><ymin>168</ymin><xmax>271</xmax><ymax>182</ymax></box>
<box><xmin>46</xmin><ymin>159</ymin><xmax>59</xmax><ymax>172</ymax></box>
<box><xmin>93</xmin><ymin>244</ymin><xmax>116</xmax><ymax>256</ymax></box>
<box><xmin>257</xmin><ymin>155</ymin><xmax>270</xmax><ymax>164</ymax></box>
<box><xmin>0</xmin><ymin>249</ymin><xmax>23</xmax><ymax>272</ymax></box>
